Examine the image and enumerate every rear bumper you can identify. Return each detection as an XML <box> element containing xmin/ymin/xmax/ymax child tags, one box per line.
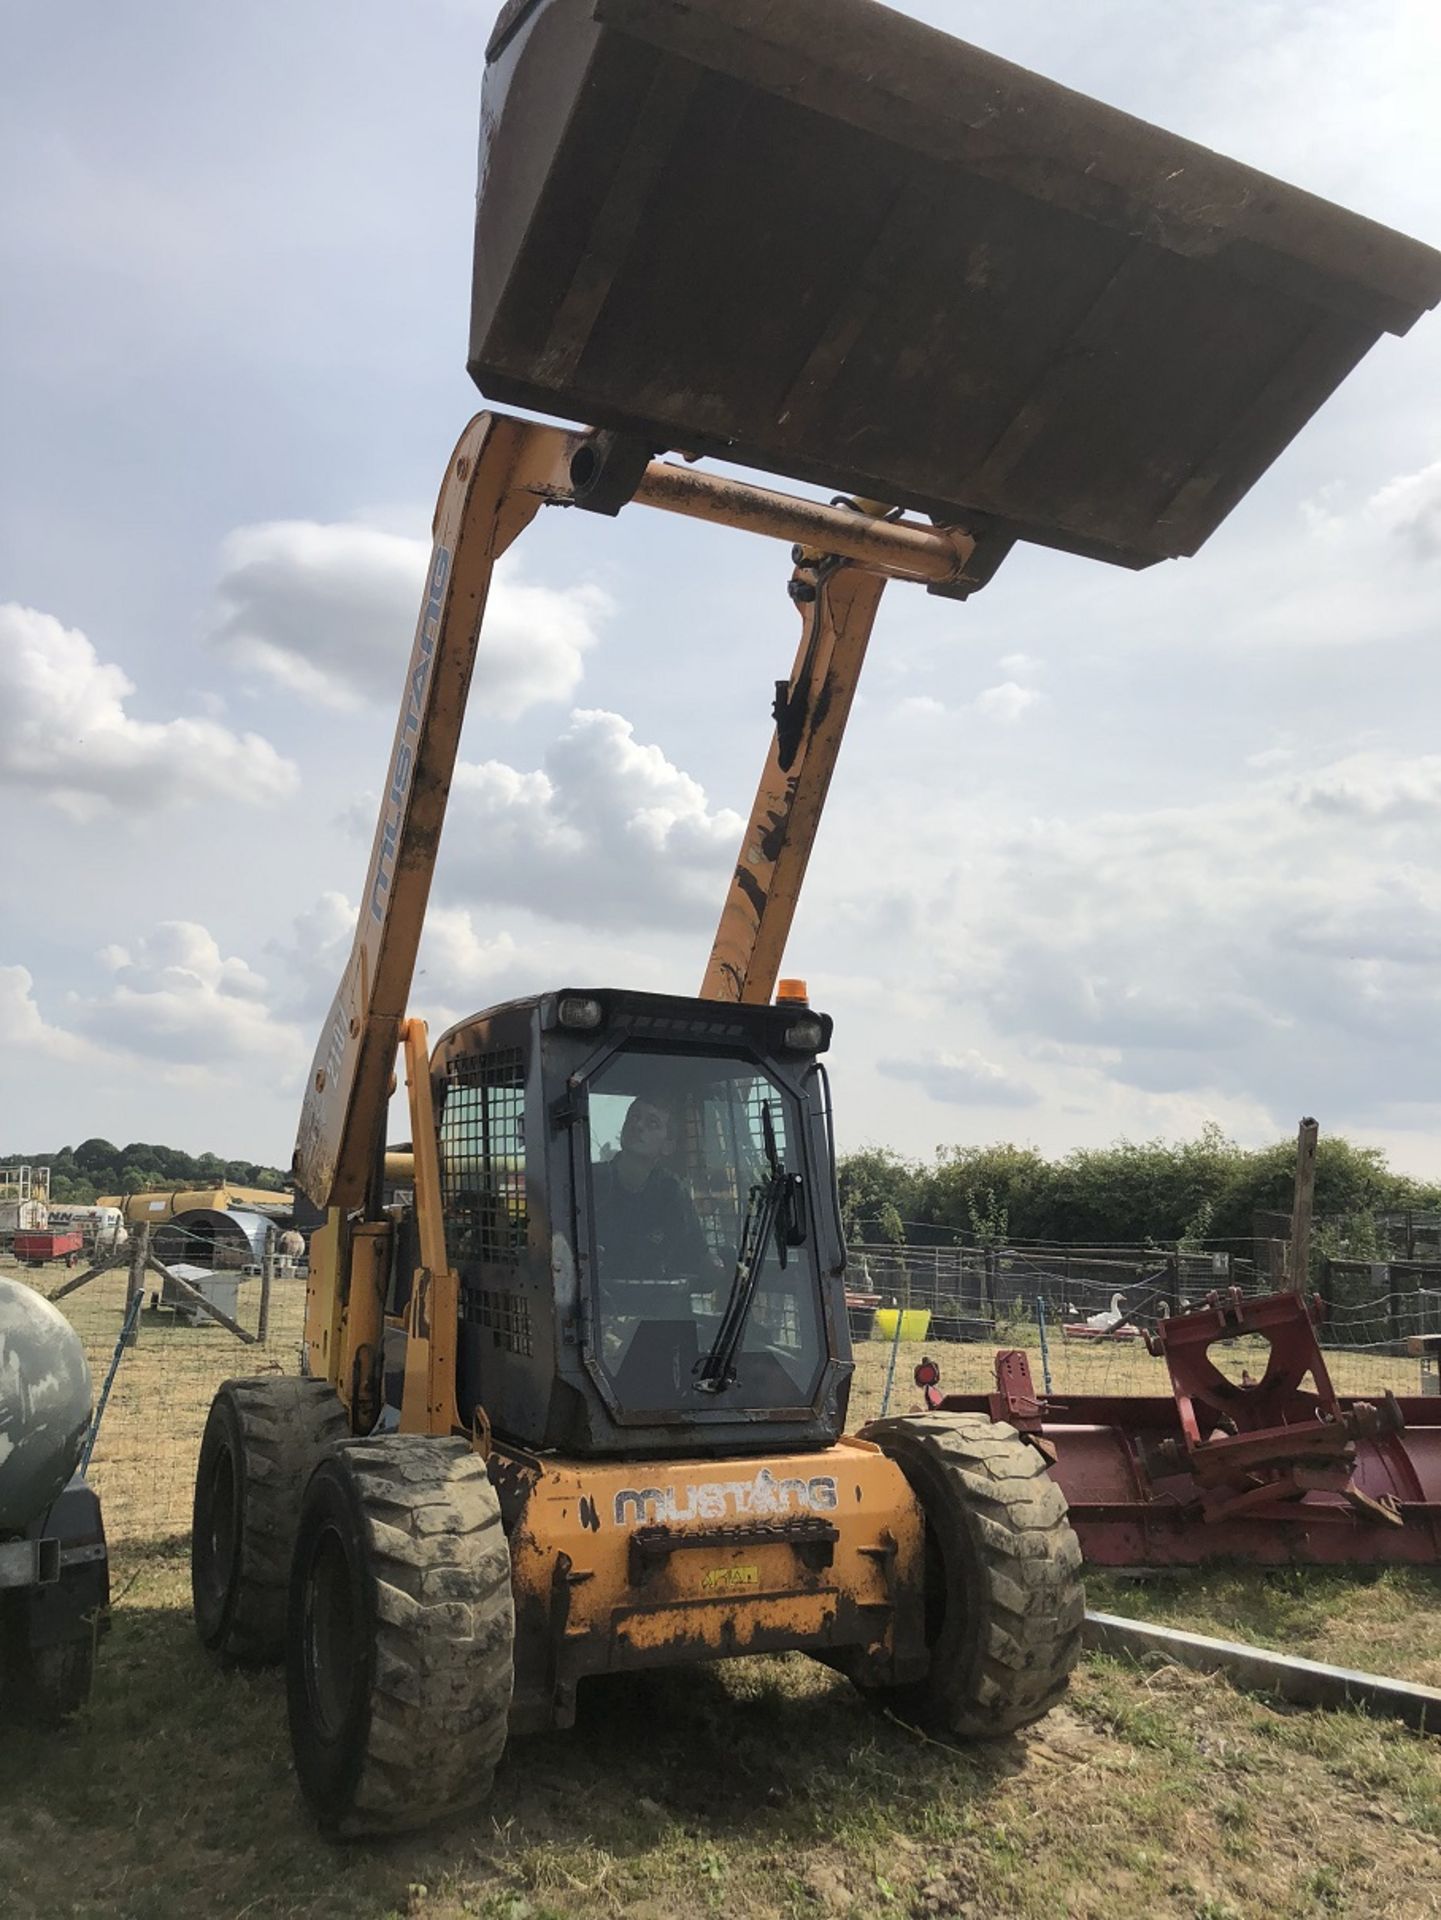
<box><xmin>494</xmin><ymin>1439</ymin><xmax>926</xmax><ymax>1732</ymax></box>
<box><xmin>1</xmin><ymin>1476</ymin><xmax>109</xmax><ymax>1652</ymax></box>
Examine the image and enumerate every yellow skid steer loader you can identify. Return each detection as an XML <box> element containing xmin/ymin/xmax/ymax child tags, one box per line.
<box><xmin>190</xmin><ymin>0</ymin><xmax>1441</xmax><ymax>1836</ymax></box>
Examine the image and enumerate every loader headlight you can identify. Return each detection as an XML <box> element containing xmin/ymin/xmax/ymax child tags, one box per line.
<box><xmin>783</xmin><ymin>1016</ymin><xmax>824</xmax><ymax>1051</ymax></box>
<box><xmin>557</xmin><ymin>995</ymin><xmax>605</xmax><ymax>1031</ymax></box>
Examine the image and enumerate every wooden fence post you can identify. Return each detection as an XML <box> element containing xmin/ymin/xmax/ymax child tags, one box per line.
<box><xmin>258</xmin><ymin>1240</ymin><xmax>274</xmax><ymax>1344</ymax></box>
<box><xmin>1288</xmin><ymin>1117</ymin><xmax>1319</xmax><ymax>1293</ymax></box>
<box><xmin>124</xmin><ymin>1222</ymin><xmax>149</xmax><ymax>1345</ymax></box>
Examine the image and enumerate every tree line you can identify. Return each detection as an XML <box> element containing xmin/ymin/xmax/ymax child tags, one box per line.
<box><xmin>5</xmin><ymin>1139</ymin><xmax>288</xmax><ymax>1205</ymax></box>
<box><xmin>10</xmin><ymin>1126</ymin><xmax>1438</xmax><ymax>1252</ymax></box>
<box><xmin>837</xmin><ymin>1124</ymin><xmax>1441</xmax><ymax>1255</ymax></box>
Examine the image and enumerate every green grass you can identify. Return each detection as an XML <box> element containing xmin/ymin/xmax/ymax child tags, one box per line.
<box><xmin>6</xmin><ymin>1544</ymin><xmax>1441</xmax><ymax>1920</ymax></box>
<box><xmin>1088</xmin><ymin>1564</ymin><xmax>1441</xmax><ymax>1687</ymax></box>
<box><xmin>10</xmin><ymin>1254</ymin><xmax>1441</xmax><ymax>1916</ymax></box>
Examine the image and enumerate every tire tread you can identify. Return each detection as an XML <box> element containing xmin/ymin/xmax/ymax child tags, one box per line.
<box><xmin>862</xmin><ymin>1410</ymin><xmax>1084</xmax><ymax>1737</ymax></box>
<box><xmin>193</xmin><ymin>1376</ymin><xmax>348</xmax><ymax>1662</ymax></box>
<box><xmin>295</xmin><ymin>1437</ymin><xmax>514</xmax><ymax>1838</ymax></box>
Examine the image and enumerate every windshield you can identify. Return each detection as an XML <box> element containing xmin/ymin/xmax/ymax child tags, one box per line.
<box><xmin>584</xmin><ymin>1048</ymin><xmax>824</xmax><ymax>1416</ymax></box>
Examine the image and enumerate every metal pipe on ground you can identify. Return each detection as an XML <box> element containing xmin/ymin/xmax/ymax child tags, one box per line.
<box><xmin>1085</xmin><ymin>1610</ymin><xmax>1441</xmax><ymax>1734</ymax></box>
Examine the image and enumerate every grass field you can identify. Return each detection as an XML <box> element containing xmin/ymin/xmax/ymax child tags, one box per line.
<box><xmin>846</xmin><ymin>1324</ymin><xmax>1417</xmax><ymax>1424</ymax></box>
<box><xmin>1088</xmin><ymin>1562</ymin><xmax>1441</xmax><ymax>1688</ymax></box>
<box><xmin>5</xmin><ymin>1543</ymin><xmax>1441</xmax><ymax>1920</ymax></box>
<box><xmin>8</xmin><ymin>1256</ymin><xmax>1441</xmax><ymax>1919</ymax></box>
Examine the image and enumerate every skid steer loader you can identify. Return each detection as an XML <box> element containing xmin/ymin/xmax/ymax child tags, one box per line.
<box><xmin>190</xmin><ymin>0</ymin><xmax>1441</xmax><ymax>1837</ymax></box>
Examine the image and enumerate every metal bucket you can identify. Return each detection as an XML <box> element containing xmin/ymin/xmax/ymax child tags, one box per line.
<box><xmin>470</xmin><ymin>0</ymin><xmax>1441</xmax><ymax>569</ymax></box>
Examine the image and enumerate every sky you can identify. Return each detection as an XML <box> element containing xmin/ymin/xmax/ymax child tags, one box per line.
<box><xmin>2</xmin><ymin>0</ymin><xmax>1440</xmax><ymax>1180</ymax></box>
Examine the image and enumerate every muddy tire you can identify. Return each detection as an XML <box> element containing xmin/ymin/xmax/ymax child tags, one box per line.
<box><xmin>861</xmin><ymin>1411</ymin><xmax>1084</xmax><ymax>1736</ymax></box>
<box><xmin>286</xmin><ymin>1436</ymin><xmax>514</xmax><ymax>1838</ymax></box>
<box><xmin>192</xmin><ymin>1376</ymin><xmax>349</xmax><ymax>1664</ymax></box>
<box><xmin>0</xmin><ymin>1609</ymin><xmax>95</xmax><ymax>1726</ymax></box>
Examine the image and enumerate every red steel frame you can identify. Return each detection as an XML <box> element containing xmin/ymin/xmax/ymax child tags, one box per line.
<box><xmin>932</xmin><ymin>1290</ymin><xmax>1441</xmax><ymax>1568</ymax></box>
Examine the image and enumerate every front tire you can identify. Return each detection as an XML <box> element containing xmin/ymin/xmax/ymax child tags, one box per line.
<box><xmin>192</xmin><ymin>1377</ymin><xmax>349</xmax><ymax>1663</ymax></box>
<box><xmin>286</xmin><ymin>1437</ymin><xmax>514</xmax><ymax>1838</ymax></box>
<box><xmin>861</xmin><ymin>1411</ymin><xmax>1084</xmax><ymax>1736</ymax></box>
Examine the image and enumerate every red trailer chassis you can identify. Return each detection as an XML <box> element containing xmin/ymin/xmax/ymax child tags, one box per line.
<box><xmin>12</xmin><ymin>1230</ymin><xmax>83</xmax><ymax>1266</ymax></box>
<box><xmin>931</xmin><ymin>1289</ymin><xmax>1441</xmax><ymax>1568</ymax></box>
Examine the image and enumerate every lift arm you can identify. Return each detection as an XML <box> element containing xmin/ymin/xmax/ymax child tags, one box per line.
<box><xmin>294</xmin><ymin>412</ymin><xmax>581</xmax><ymax>1212</ymax></box>
<box><xmin>294</xmin><ymin>414</ymin><xmax>984</xmax><ymax>1215</ymax></box>
<box><xmin>701</xmin><ymin>528</ymin><xmax>977</xmax><ymax>1005</ymax></box>
<box><xmin>702</xmin><ymin>560</ymin><xmax>886</xmax><ymax>1004</ymax></box>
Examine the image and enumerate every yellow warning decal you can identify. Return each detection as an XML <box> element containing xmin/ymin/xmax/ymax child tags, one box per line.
<box><xmin>701</xmin><ymin>1565</ymin><xmax>759</xmax><ymax>1592</ymax></box>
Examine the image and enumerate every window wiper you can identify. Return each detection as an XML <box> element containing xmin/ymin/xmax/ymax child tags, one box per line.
<box><xmin>694</xmin><ymin>1102</ymin><xmax>797</xmax><ymax>1395</ymax></box>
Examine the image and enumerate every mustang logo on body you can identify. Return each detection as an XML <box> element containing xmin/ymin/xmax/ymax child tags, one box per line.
<box><xmin>613</xmin><ymin>1467</ymin><xmax>838</xmax><ymax>1528</ymax></box>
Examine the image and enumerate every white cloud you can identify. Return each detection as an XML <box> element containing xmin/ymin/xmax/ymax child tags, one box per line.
<box><xmin>973</xmin><ymin>681</ymin><xmax>1039</xmax><ymax>722</ymax></box>
<box><xmin>879</xmin><ymin>1049</ymin><xmax>1039</xmax><ymax>1109</ymax></box>
<box><xmin>418</xmin><ymin>907</ymin><xmax>518</xmax><ymax>992</ymax></box>
<box><xmin>0</xmin><ymin>966</ymin><xmax>89</xmax><ymax>1062</ymax></box>
<box><xmin>260</xmin><ymin>889</ymin><xmax>683</xmax><ymax>1096</ymax></box>
<box><xmin>0</xmin><ymin>604</ymin><xmax>298</xmax><ymax>820</ymax></box>
<box><xmin>1245</xmin><ymin>741</ymin><xmax>1295</xmax><ymax>770</ymax></box>
<box><xmin>210</xmin><ymin>520</ymin><xmax>609</xmax><ymax>719</ymax></box>
<box><xmin>265</xmin><ymin>890</ymin><xmax>525</xmax><ymax>1035</ymax></box>
<box><xmin>441</xmin><ymin>709</ymin><xmax>744</xmax><ymax>930</ymax></box>
<box><xmin>263</xmin><ymin>892</ymin><xmax>358</xmax><ymax>1022</ymax></box>
<box><xmin>892</xmin><ymin>694</ymin><xmax>946</xmax><ymax>720</ymax></box>
<box><xmin>901</xmin><ymin>749</ymin><xmax>1441</xmax><ymax>1122</ymax></box>
<box><xmin>1293</xmin><ymin>752</ymin><xmax>1441</xmax><ymax>822</ymax></box>
<box><xmin>1209</xmin><ymin>459</ymin><xmax>1441</xmax><ymax>657</ymax></box>
<box><xmin>77</xmin><ymin>922</ymin><xmax>305</xmax><ymax>1072</ymax></box>
<box><xmin>1369</xmin><ymin>461</ymin><xmax>1441</xmax><ymax>564</ymax></box>
<box><xmin>1304</xmin><ymin>458</ymin><xmax>1441</xmax><ymax>568</ymax></box>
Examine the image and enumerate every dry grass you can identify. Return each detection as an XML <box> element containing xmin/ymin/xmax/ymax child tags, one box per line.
<box><xmin>847</xmin><ymin>1326</ymin><xmax>1416</xmax><ymax>1426</ymax></box>
<box><xmin>9</xmin><ymin>1254</ymin><xmax>1441</xmax><ymax>1917</ymax></box>
<box><xmin>4</xmin><ymin>1545</ymin><xmax>1441</xmax><ymax>1920</ymax></box>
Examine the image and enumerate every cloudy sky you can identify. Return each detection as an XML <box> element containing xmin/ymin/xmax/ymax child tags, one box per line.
<box><xmin>3</xmin><ymin>0</ymin><xmax>1440</xmax><ymax>1179</ymax></box>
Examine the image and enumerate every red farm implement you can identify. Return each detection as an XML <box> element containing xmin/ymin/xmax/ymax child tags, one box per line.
<box><xmin>12</xmin><ymin>1230</ymin><xmax>84</xmax><ymax>1268</ymax></box>
<box><xmin>929</xmin><ymin>1289</ymin><xmax>1441</xmax><ymax>1568</ymax></box>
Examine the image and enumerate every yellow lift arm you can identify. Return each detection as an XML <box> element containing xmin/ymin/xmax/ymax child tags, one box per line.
<box><xmin>293</xmin><ymin>413</ymin><xmax>983</xmax><ymax>1229</ymax></box>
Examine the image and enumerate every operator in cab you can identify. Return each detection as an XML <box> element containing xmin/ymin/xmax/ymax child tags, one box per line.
<box><xmin>590</xmin><ymin>1095</ymin><xmax>716</xmax><ymax>1282</ymax></box>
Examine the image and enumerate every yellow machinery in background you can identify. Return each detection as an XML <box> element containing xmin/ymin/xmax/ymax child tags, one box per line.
<box><xmin>99</xmin><ymin>1185</ymin><xmax>290</xmax><ymax>1226</ymax></box>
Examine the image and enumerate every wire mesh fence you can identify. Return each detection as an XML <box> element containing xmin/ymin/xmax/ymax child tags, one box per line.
<box><xmin>11</xmin><ymin>1227</ymin><xmax>1441</xmax><ymax>1547</ymax></box>
<box><xmin>3</xmin><ymin>1248</ymin><xmax>305</xmax><ymax>1549</ymax></box>
<box><xmin>842</xmin><ymin>1242</ymin><xmax>1441</xmax><ymax>1423</ymax></box>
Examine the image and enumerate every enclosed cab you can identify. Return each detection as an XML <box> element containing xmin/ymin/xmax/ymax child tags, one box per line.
<box><xmin>418</xmin><ymin>987</ymin><xmax>850</xmax><ymax>1457</ymax></box>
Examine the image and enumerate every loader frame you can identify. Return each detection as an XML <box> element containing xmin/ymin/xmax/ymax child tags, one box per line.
<box><xmin>296</xmin><ymin>409</ymin><xmax>985</xmax><ymax>1437</ymax></box>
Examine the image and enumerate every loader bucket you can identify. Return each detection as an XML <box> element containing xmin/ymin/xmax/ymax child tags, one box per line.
<box><xmin>471</xmin><ymin>0</ymin><xmax>1441</xmax><ymax>569</ymax></box>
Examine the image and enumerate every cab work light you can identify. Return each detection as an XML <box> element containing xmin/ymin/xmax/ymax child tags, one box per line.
<box><xmin>557</xmin><ymin>995</ymin><xmax>604</xmax><ymax>1030</ymax></box>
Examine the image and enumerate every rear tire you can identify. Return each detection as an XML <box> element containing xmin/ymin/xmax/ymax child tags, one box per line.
<box><xmin>286</xmin><ymin>1436</ymin><xmax>514</xmax><ymax>1838</ymax></box>
<box><xmin>861</xmin><ymin>1411</ymin><xmax>1084</xmax><ymax>1736</ymax></box>
<box><xmin>0</xmin><ymin>1608</ymin><xmax>95</xmax><ymax>1726</ymax></box>
<box><xmin>192</xmin><ymin>1377</ymin><xmax>349</xmax><ymax>1664</ymax></box>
